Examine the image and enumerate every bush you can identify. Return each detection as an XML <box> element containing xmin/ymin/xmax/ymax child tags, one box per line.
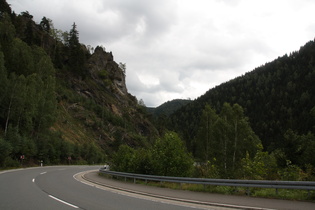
<box><xmin>3</xmin><ymin>157</ymin><xmax>20</xmax><ymax>168</ymax></box>
<box><xmin>112</xmin><ymin>132</ymin><xmax>194</xmax><ymax>177</ymax></box>
<box><xmin>150</xmin><ymin>132</ymin><xmax>194</xmax><ymax>177</ymax></box>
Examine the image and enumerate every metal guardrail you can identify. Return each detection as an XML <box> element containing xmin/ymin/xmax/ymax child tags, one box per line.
<box><xmin>99</xmin><ymin>169</ymin><xmax>315</xmax><ymax>193</ymax></box>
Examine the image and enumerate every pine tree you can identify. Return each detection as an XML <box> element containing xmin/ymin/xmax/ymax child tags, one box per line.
<box><xmin>0</xmin><ymin>0</ymin><xmax>12</xmax><ymax>15</ymax></box>
<box><xmin>67</xmin><ymin>22</ymin><xmax>86</xmax><ymax>77</ymax></box>
<box><xmin>40</xmin><ymin>16</ymin><xmax>50</xmax><ymax>32</ymax></box>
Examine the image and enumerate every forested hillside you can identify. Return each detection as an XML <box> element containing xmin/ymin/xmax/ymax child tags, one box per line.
<box><xmin>1</xmin><ymin>0</ymin><xmax>315</xmax><ymax>182</ymax></box>
<box><xmin>0</xmin><ymin>1</ymin><xmax>157</xmax><ymax>167</ymax></box>
<box><xmin>169</xmin><ymin>39</ymin><xmax>315</xmax><ymax>172</ymax></box>
<box><xmin>147</xmin><ymin>99</ymin><xmax>191</xmax><ymax>117</ymax></box>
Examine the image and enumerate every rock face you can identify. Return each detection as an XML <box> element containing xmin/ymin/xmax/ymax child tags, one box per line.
<box><xmin>53</xmin><ymin>41</ymin><xmax>159</xmax><ymax>153</ymax></box>
<box><xmin>88</xmin><ymin>46</ymin><xmax>128</xmax><ymax>97</ymax></box>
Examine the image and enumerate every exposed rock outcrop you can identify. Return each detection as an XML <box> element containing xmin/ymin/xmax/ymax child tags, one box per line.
<box><xmin>88</xmin><ymin>46</ymin><xmax>128</xmax><ymax>97</ymax></box>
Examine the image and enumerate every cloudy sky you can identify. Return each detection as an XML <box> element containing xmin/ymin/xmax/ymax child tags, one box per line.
<box><xmin>8</xmin><ymin>0</ymin><xmax>315</xmax><ymax>107</ymax></box>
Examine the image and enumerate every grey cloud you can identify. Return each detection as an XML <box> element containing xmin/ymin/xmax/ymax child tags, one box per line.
<box><xmin>8</xmin><ymin>0</ymin><xmax>315</xmax><ymax>107</ymax></box>
<box><xmin>215</xmin><ymin>0</ymin><xmax>242</xmax><ymax>6</ymax></box>
<box><xmin>10</xmin><ymin>0</ymin><xmax>177</xmax><ymax>47</ymax></box>
<box><xmin>126</xmin><ymin>72</ymin><xmax>146</xmax><ymax>92</ymax></box>
<box><xmin>159</xmin><ymin>72</ymin><xmax>184</xmax><ymax>93</ymax></box>
<box><xmin>96</xmin><ymin>0</ymin><xmax>178</xmax><ymax>44</ymax></box>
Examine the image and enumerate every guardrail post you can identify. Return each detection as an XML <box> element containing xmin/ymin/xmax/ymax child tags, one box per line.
<box><xmin>233</xmin><ymin>187</ymin><xmax>238</xmax><ymax>193</ymax></box>
<box><xmin>275</xmin><ymin>188</ymin><xmax>278</xmax><ymax>195</ymax></box>
<box><xmin>308</xmin><ymin>190</ymin><xmax>310</xmax><ymax>199</ymax></box>
<box><xmin>246</xmin><ymin>188</ymin><xmax>250</xmax><ymax>196</ymax></box>
<box><xmin>134</xmin><ymin>178</ymin><xmax>136</xmax><ymax>184</ymax></box>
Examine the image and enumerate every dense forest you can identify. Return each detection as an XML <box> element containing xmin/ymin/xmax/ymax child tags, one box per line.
<box><xmin>1</xmin><ymin>0</ymin><xmax>315</xmax><ymax>181</ymax></box>
<box><xmin>0</xmin><ymin>0</ymin><xmax>158</xmax><ymax>167</ymax></box>
<box><xmin>167</xmin><ymin>39</ymin><xmax>315</xmax><ymax>179</ymax></box>
<box><xmin>147</xmin><ymin>99</ymin><xmax>191</xmax><ymax>117</ymax></box>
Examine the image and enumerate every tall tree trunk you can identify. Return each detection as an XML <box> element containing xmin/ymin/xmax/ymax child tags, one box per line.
<box><xmin>4</xmin><ymin>83</ymin><xmax>16</xmax><ymax>136</ymax></box>
<box><xmin>232</xmin><ymin>120</ymin><xmax>238</xmax><ymax>171</ymax></box>
<box><xmin>206</xmin><ymin>114</ymin><xmax>209</xmax><ymax>161</ymax></box>
<box><xmin>4</xmin><ymin>97</ymin><xmax>12</xmax><ymax>136</ymax></box>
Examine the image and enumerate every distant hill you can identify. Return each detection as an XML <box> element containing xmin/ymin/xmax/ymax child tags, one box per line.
<box><xmin>169</xmin><ymin>40</ymin><xmax>315</xmax><ymax>154</ymax></box>
<box><xmin>147</xmin><ymin>99</ymin><xmax>191</xmax><ymax>117</ymax></box>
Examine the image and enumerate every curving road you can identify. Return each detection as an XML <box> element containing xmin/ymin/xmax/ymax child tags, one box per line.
<box><xmin>1</xmin><ymin>166</ymin><xmax>315</xmax><ymax>210</ymax></box>
<box><xmin>0</xmin><ymin>166</ymin><xmax>222</xmax><ymax>210</ymax></box>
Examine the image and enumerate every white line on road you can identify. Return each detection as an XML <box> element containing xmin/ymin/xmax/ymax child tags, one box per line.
<box><xmin>48</xmin><ymin>195</ymin><xmax>79</xmax><ymax>208</ymax></box>
<box><xmin>32</xmin><ymin>178</ymin><xmax>35</xmax><ymax>182</ymax></box>
<box><xmin>40</xmin><ymin>172</ymin><xmax>47</xmax><ymax>175</ymax></box>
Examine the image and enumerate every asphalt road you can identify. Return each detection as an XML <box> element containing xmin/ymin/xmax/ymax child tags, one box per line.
<box><xmin>0</xmin><ymin>166</ymin><xmax>225</xmax><ymax>210</ymax></box>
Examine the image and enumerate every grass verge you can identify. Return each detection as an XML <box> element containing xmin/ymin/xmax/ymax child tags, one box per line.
<box><xmin>99</xmin><ymin>173</ymin><xmax>315</xmax><ymax>202</ymax></box>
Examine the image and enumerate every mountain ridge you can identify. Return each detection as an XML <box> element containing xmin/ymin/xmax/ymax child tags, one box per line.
<box><xmin>147</xmin><ymin>99</ymin><xmax>192</xmax><ymax>117</ymax></box>
<box><xmin>169</xmin><ymin>39</ymin><xmax>315</xmax><ymax>157</ymax></box>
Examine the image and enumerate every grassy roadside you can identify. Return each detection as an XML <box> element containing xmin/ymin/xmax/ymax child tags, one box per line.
<box><xmin>99</xmin><ymin>173</ymin><xmax>315</xmax><ymax>202</ymax></box>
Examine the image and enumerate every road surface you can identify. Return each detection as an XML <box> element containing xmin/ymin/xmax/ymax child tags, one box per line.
<box><xmin>0</xmin><ymin>166</ymin><xmax>230</xmax><ymax>210</ymax></box>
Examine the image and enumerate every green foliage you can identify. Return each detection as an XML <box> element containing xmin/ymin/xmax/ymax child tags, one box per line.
<box><xmin>0</xmin><ymin>51</ymin><xmax>8</xmax><ymax>113</ymax></box>
<box><xmin>168</xmin><ymin>40</ymin><xmax>315</xmax><ymax>180</ymax></box>
<box><xmin>0</xmin><ymin>137</ymin><xmax>12</xmax><ymax>166</ymax></box>
<box><xmin>98</xmin><ymin>69</ymin><xmax>108</xmax><ymax>79</ymax></box>
<box><xmin>194</xmin><ymin>160</ymin><xmax>220</xmax><ymax>178</ymax></box>
<box><xmin>1</xmin><ymin>43</ymin><xmax>57</xmax><ymax>136</ymax></box>
<box><xmin>81</xmin><ymin>142</ymin><xmax>106</xmax><ymax>164</ymax></box>
<box><xmin>274</xmin><ymin>130</ymin><xmax>315</xmax><ymax>172</ymax></box>
<box><xmin>0</xmin><ymin>9</ymin><xmax>104</xmax><ymax>167</ymax></box>
<box><xmin>0</xmin><ymin>13</ymin><xmax>15</xmax><ymax>49</ymax></box>
<box><xmin>112</xmin><ymin>145</ymin><xmax>136</xmax><ymax>173</ymax></box>
<box><xmin>151</xmin><ymin>132</ymin><xmax>194</xmax><ymax>177</ymax></box>
<box><xmin>0</xmin><ymin>0</ymin><xmax>12</xmax><ymax>15</ymax></box>
<box><xmin>0</xmin><ymin>2</ymin><xmax>158</xmax><ymax>169</ymax></box>
<box><xmin>148</xmin><ymin>99</ymin><xmax>192</xmax><ymax>117</ymax></box>
<box><xmin>98</xmin><ymin>69</ymin><xmax>112</xmax><ymax>87</ymax></box>
<box><xmin>3</xmin><ymin>1</ymin><xmax>314</xmax><ymax>185</ymax></box>
<box><xmin>40</xmin><ymin>17</ymin><xmax>50</xmax><ymax>33</ymax></box>
<box><xmin>7</xmin><ymin>38</ymin><xmax>34</xmax><ymax>76</ymax></box>
<box><xmin>195</xmin><ymin>103</ymin><xmax>261</xmax><ymax>178</ymax></box>
<box><xmin>277</xmin><ymin>160</ymin><xmax>304</xmax><ymax>181</ymax></box>
<box><xmin>195</xmin><ymin>104</ymin><xmax>219</xmax><ymax>161</ymax></box>
<box><xmin>133</xmin><ymin>148</ymin><xmax>153</xmax><ymax>174</ymax></box>
<box><xmin>252</xmin><ymin>188</ymin><xmax>315</xmax><ymax>201</ymax></box>
<box><xmin>113</xmin><ymin>132</ymin><xmax>194</xmax><ymax>177</ymax></box>
<box><xmin>66</xmin><ymin>22</ymin><xmax>86</xmax><ymax>77</ymax></box>
<box><xmin>240</xmin><ymin>144</ymin><xmax>278</xmax><ymax>180</ymax></box>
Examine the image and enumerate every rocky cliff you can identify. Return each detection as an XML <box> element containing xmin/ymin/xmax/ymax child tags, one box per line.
<box><xmin>53</xmin><ymin>45</ymin><xmax>158</xmax><ymax>155</ymax></box>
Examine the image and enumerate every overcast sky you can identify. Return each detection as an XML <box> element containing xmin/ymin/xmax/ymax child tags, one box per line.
<box><xmin>8</xmin><ymin>0</ymin><xmax>315</xmax><ymax>107</ymax></box>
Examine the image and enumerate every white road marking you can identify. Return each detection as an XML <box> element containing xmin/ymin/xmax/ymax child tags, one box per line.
<box><xmin>40</xmin><ymin>172</ymin><xmax>47</xmax><ymax>175</ymax></box>
<box><xmin>48</xmin><ymin>195</ymin><xmax>79</xmax><ymax>208</ymax></box>
<box><xmin>32</xmin><ymin>178</ymin><xmax>35</xmax><ymax>182</ymax></box>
